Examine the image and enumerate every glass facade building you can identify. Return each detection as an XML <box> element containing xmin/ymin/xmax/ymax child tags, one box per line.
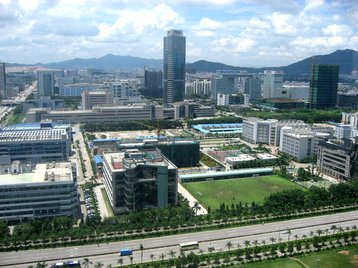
<box><xmin>163</xmin><ymin>30</ymin><xmax>186</xmax><ymax>107</ymax></box>
<box><xmin>309</xmin><ymin>64</ymin><xmax>339</xmax><ymax>109</ymax></box>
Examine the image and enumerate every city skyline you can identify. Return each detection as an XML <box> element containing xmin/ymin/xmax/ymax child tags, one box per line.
<box><xmin>0</xmin><ymin>0</ymin><xmax>357</xmax><ymax>67</ymax></box>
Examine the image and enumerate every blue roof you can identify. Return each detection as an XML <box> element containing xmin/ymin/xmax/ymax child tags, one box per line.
<box><xmin>94</xmin><ymin>155</ymin><xmax>103</xmax><ymax>164</ymax></box>
<box><xmin>192</xmin><ymin>123</ymin><xmax>243</xmax><ymax>134</ymax></box>
<box><xmin>2</xmin><ymin>122</ymin><xmax>70</xmax><ymax>131</ymax></box>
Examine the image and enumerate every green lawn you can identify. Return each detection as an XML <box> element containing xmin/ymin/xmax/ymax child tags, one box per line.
<box><xmin>233</xmin><ymin>244</ymin><xmax>358</xmax><ymax>267</ymax></box>
<box><xmin>183</xmin><ymin>175</ymin><xmax>305</xmax><ymax>209</ymax></box>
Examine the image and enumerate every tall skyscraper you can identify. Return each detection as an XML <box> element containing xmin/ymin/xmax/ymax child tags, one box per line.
<box><xmin>143</xmin><ymin>69</ymin><xmax>163</xmax><ymax>98</ymax></box>
<box><xmin>37</xmin><ymin>71</ymin><xmax>55</xmax><ymax>97</ymax></box>
<box><xmin>262</xmin><ymin>70</ymin><xmax>284</xmax><ymax>99</ymax></box>
<box><xmin>0</xmin><ymin>62</ymin><xmax>6</xmax><ymax>100</ymax></box>
<box><xmin>163</xmin><ymin>30</ymin><xmax>186</xmax><ymax>107</ymax></box>
<box><xmin>309</xmin><ymin>64</ymin><xmax>339</xmax><ymax>109</ymax></box>
<box><xmin>245</xmin><ymin>77</ymin><xmax>262</xmax><ymax>101</ymax></box>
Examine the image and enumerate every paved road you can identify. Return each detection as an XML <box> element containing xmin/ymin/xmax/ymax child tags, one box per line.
<box><xmin>1</xmin><ymin>210</ymin><xmax>357</xmax><ymax>267</ymax></box>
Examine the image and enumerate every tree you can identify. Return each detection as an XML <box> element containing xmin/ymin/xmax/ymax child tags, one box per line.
<box><xmin>193</xmin><ymin>202</ymin><xmax>201</xmax><ymax>215</ymax></box>
<box><xmin>117</xmin><ymin>258</ymin><xmax>123</xmax><ymax>267</ymax></box>
<box><xmin>244</xmin><ymin>240</ymin><xmax>251</xmax><ymax>248</ymax></box>
<box><xmin>226</xmin><ymin>241</ymin><xmax>233</xmax><ymax>252</ymax></box>
<box><xmin>150</xmin><ymin>254</ymin><xmax>155</xmax><ymax>264</ymax></box>
<box><xmin>139</xmin><ymin>243</ymin><xmax>144</xmax><ymax>263</ymax></box>
<box><xmin>169</xmin><ymin>250</ymin><xmax>176</xmax><ymax>261</ymax></box>
<box><xmin>35</xmin><ymin>262</ymin><xmax>47</xmax><ymax>268</ymax></box>
<box><xmin>270</xmin><ymin>237</ymin><xmax>276</xmax><ymax>245</ymax></box>
<box><xmin>94</xmin><ymin>262</ymin><xmax>104</xmax><ymax>268</ymax></box>
<box><xmin>82</xmin><ymin>258</ymin><xmax>93</xmax><ymax>268</ymax></box>
<box><xmin>160</xmin><ymin>253</ymin><xmax>166</xmax><ymax>263</ymax></box>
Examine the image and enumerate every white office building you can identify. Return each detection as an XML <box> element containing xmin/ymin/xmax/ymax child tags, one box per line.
<box><xmin>262</xmin><ymin>70</ymin><xmax>284</xmax><ymax>99</ymax></box>
<box><xmin>82</xmin><ymin>90</ymin><xmax>113</xmax><ymax>109</ymax></box>
<box><xmin>242</xmin><ymin>117</ymin><xmax>278</xmax><ymax>144</ymax></box>
<box><xmin>0</xmin><ymin>162</ymin><xmax>79</xmax><ymax>222</ymax></box>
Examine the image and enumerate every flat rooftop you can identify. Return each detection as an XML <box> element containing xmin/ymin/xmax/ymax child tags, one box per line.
<box><xmin>0</xmin><ymin>128</ymin><xmax>68</xmax><ymax>142</ymax></box>
<box><xmin>0</xmin><ymin>162</ymin><xmax>73</xmax><ymax>186</ymax></box>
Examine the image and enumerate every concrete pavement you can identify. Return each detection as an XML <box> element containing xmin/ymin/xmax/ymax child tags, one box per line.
<box><xmin>178</xmin><ymin>183</ymin><xmax>208</xmax><ymax>215</ymax></box>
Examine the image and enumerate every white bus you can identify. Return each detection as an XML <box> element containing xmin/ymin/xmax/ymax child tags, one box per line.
<box><xmin>179</xmin><ymin>241</ymin><xmax>199</xmax><ymax>250</ymax></box>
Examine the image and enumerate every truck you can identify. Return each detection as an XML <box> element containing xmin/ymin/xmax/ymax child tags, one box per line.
<box><xmin>119</xmin><ymin>248</ymin><xmax>133</xmax><ymax>256</ymax></box>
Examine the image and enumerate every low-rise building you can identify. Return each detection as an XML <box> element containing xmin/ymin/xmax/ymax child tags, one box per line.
<box><xmin>0</xmin><ymin>121</ymin><xmax>71</xmax><ymax>164</ymax></box>
<box><xmin>102</xmin><ymin>149</ymin><xmax>178</xmax><ymax>214</ymax></box>
<box><xmin>317</xmin><ymin>139</ymin><xmax>358</xmax><ymax>180</ymax></box>
<box><xmin>82</xmin><ymin>90</ymin><xmax>113</xmax><ymax>109</ymax></box>
<box><xmin>0</xmin><ymin>162</ymin><xmax>79</xmax><ymax>223</ymax></box>
<box><xmin>242</xmin><ymin>117</ymin><xmax>278</xmax><ymax>144</ymax></box>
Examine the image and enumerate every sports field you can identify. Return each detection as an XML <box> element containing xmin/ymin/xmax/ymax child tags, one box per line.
<box><xmin>236</xmin><ymin>244</ymin><xmax>358</xmax><ymax>267</ymax></box>
<box><xmin>183</xmin><ymin>175</ymin><xmax>305</xmax><ymax>209</ymax></box>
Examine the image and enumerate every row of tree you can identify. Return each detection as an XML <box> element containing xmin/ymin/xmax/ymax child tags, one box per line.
<box><xmin>81</xmin><ymin>120</ymin><xmax>183</xmax><ymax>132</ymax></box>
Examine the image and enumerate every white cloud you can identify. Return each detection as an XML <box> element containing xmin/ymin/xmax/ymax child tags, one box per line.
<box><xmin>213</xmin><ymin>36</ymin><xmax>256</xmax><ymax>53</ymax></box>
<box><xmin>97</xmin><ymin>4</ymin><xmax>184</xmax><ymax>41</ymax></box>
<box><xmin>197</xmin><ymin>18</ymin><xmax>222</xmax><ymax>30</ymax></box>
<box><xmin>270</xmin><ymin>13</ymin><xmax>297</xmax><ymax>36</ymax></box>
<box><xmin>322</xmin><ymin>24</ymin><xmax>352</xmax><ymax>36</ymax></box>
<box><xmin>304</xmin><ymin>0</ymin><xmax>324</xmax><ymax>11</ymax></box>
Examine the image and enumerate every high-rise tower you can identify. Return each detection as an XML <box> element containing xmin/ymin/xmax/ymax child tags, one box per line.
<box><xmin>309</xmin><ymin>64</ymin><xmax>339</xmax><ymax>109</ymax></box>
<box><xmin>163</xmin><ymin>30</ymin><xmax>186</xmax><ymax>107</ymax></box>
<box><xmin>0</xmin><ymin>62</ymin><xmax>6</xmax><ymax>100</ymax></box>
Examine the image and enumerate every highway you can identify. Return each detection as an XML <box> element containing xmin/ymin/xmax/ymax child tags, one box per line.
<box><xmin>1</xmin><ymin>210</ymin><xmax>357</xmax><ymax>267</ymax></box>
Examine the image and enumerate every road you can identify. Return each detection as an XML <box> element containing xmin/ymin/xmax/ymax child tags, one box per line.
<box><xmin>1</xmin><ymin>210</ymin><xmax>357</xmax><ymax>267</ymax></box>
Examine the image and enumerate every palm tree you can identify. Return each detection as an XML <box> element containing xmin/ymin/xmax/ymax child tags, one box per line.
<box><xmin>117</xmin><ymin>258</ymin><xmax>123</xmax><ymax>267</ymax></box>
<box><xmin>208</xmin><ymin>246</ymin><xmax>215</xmax><ymax>253</ymax></box>
<box><xmin>316</xmin><ymin>229</ymin><xmax>323</xmax><ymax>237</ymax></box>
<box><xmin>193</xmin><ymin>202</ymin><xmax>201</xmax><ymax>215</ymax></box>
<box><xmin>309</xmin><ymin>231</ymin><xmax>315</xmax><ymax>237</ymax></box>
<box><xmin>226</xmin><ymin>241</ymin><xmax>233</xmax><ymax>252</ymax></box>
<box><xmin>106</xmin><ymin>265</ymin><xmax>112</xmax><ymax>268</ymax></box>
<box><xmin>150</xmin><ymin>254</ymin><xmax>155</xmax><ymax>264</ymax></box>
<box><xmin>237</xmin><ymin>242</ymin><xmax>241</xmax><ymax>249</ymax></box>
<box><xmin>94</xmin><ymin>262</ymin><xmax>104</xmax><ymax>268</ymax></box>
<box><xmin>244</xmin><ymin>240</ymin><xmax>251</xmax><ymax>248</ymax></box>
<box><xmin>82</xmin><ymin>258</ymin><xmax>93</xmax><ymax>268</ymax></box>
<box><xmin>160</xmin><ymin>253</ymin><xmax>166</xmax><ymax>263</ymax></box>
<box><xmin>261</xmin><ymin>240</ymin><xmax>266</xmax><ymax>246</ymax></box>
<box><xmin>294</xmin><ymin>235</ymin><xmax>299</xmax><ymax>241</ymax></box>
<box><xmin>270</xmin><ymin>237</ymin><xmax>276</xmax><ymax>245</ymax></box>
<box><xmin>330</xmin><ymin>225</ymin><xmax>337</xmax><ymax>234</ymax></box>
<box><xmin>35</xmin><ymin>262</ymin><xmax>47</xmax><ymax>268</ymax></box>
<box><xmin>253</xmin><ymin>240</ymin><xmax>258</xmax><ymax>247</ymax></box>
<box><xmin>139</xmin><ymin>244</ymin><xmax>144</xmax><ymax>263</ymax></box>
<box><xmin>129</xmin><ymin>256</ymin><xmax>133</xmax><ymax>266</ymax></box>
<box><xmin>169</xmin><ymin>250</ymin><xmax>176</xmax><ymax>260</ymax></box>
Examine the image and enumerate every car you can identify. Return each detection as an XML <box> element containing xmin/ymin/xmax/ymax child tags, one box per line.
<box><xmin>282</xmin><ymin>229</ymin><xmax>290</xmax><ymax>234</ymax></box>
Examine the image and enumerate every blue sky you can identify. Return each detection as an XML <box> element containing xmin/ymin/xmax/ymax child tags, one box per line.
<box><xmin>0</xmin><ymin>0</ymin><xmax>357</xmax><ymax>67</ymax></box>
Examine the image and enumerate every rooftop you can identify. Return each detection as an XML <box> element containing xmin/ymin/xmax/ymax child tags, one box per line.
<box><xmin>0</xmin><ymin>128</ymin><xmax>68</xmax><ymax>142</ymax></box>
<box><xmin>0</xmin><ymin>162</ymin><xmax>74</xmax><ymax>186</ymax></box>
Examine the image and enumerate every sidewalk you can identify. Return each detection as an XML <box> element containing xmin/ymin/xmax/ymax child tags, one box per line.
<box><xmin>94</xmin><ymin>185</ymin><xmax>111</xmax><ymax>219</ymax></box>
<box><xmin>178</xmin><ymin>183</ymin><xmax>208</xmax><ymax>215</ymax></box>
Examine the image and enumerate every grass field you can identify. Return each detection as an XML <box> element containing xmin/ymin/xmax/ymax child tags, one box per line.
<box><xmin>235</xmin><ymin>244</ymin><xmax>358</xmax><ymax>267</ymax></box>
<box><xmin>183</xmin><ymin>175</ymin><xmax>305</xmax><ymax>209</ymax></box>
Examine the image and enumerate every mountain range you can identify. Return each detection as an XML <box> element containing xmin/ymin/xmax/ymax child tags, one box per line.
<box><xmin>7</xmin><ymin>49</ymin><xmax>358</xmax><ymax>79</ymax></box>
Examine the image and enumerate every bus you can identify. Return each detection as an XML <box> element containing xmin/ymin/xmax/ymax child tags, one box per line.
<box><xmin>119</xmin><ymin>248</ymin><xmax>133</xmax><ymax>256</ymax></box>
<box><xmin>179</xmin><ymin>241</ymin><xmax>199</xmax><ymax>250</ymax></box>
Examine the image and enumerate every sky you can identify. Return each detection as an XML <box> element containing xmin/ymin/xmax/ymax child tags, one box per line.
<box><xmin>0</xmin><ymin>0</ymin><xmax>357</xmax><ymax>67</ymax></box>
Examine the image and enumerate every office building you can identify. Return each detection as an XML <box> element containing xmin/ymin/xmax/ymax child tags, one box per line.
<box><xmin>244</xmin><ymin>77</ymin><xmax>261</xmax><ymax>101</ymax></box>
<box><xmin>0</xmin><ymin>162</ymin><xmax>79</xmax><ymax>223</ymax></box>
<box><xmin>242</xmin><ymin>117</ymin><xmax>278</xmax><ymax>144</ymax></box>
<box><xmin>105</xmin><ymin>80</ymin><xmax>141</xmax><ymax>103</ymax></box>
<box><xmin>309</xmin><ymin>64</ymin><xmax>339</xmax><ymax>109</ymax></box>
<box><xmin>173</xmin><ymin>101</ymin><xmax>215</xmax><ymax>119</ymax></box>
<box><xmin>102</xmin><ymin>149</ymin><xmax>178</xmax><ymax>214</ymax></box>
<box><xmin>38</xmin><ymin>71</ymin><xmax>56</xmax><ymax>97</ymax></box>
<box><xmin>0</xmin><ymin>62</ymin><xmax>6</xmax><ymax>99</ymax></box>
<box><xmin>185</xmin><ymin>79</ymin><xmax>211</xmax><ymax>96</ymax></box>
<box><xmin>317</xmin><ymin>139</ymin><xmax>357</xmax><ymax>180</ymax></box>
<box><xmin>59</xmin><ymin>83</ymin><xmax>100</xmax><ymax>97</ymax></box>
<box><xmin>82</xmin><ymin>90</ymin><xmax>113</xmax><ymax>109</ymax></box>
<box><xmin>26</xmin><ymin>105</ymin><xmax>153</xmax><ymax>124</ymax></box>
<box><xmin>0</xmin><ymin>122</ymin><xmax>71</xmax><ymax>164</ymax></box>
<box><xmin>142</xmin><ymin>69</ymin><xmax>163</xmax><ymax>98</ymax></box>
<box><xmin>262</xmin><ymin>70</ymin><xmax>284</xmax><ymax>99</ymax></box>
<box><xmin>282</xmin><ymin>84</ymin><xmax>310</xmax><ymax>101</ymax></box>
<box><xmin>163</xmin><ymin>30</ymin><xmax>186</xmax><ymax>107</ymax></box>
<box><xmin>279</xmin><ymin>128</ymin><xmax>330</xmax><ymax>161</ymax></box>
<box><xmin>116</xmin><ymin>138</ymin><xmax>200</xmax><ymax>168</ymax></box>
<box><xmin>217</xmin><ymin>93</ymin><xmax>249</xmax><ymax>106</ymax></box>
<box><xmin>337</xmin><ymin>92</ymin><xmax>358</xmax><ymax>108</ymax></box>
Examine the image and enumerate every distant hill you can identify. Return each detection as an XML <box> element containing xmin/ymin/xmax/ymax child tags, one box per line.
<box><xmin>43</xmin><ymin>54</ymin><xmax>162</xmax><ymax>70</ymax></box>
<box><xmin>5</xmin><ymin>49</ymin><xmax>357</xmax><ymax>79</ymax></box>
<box><xmin>282</xmin><ymin>49</ymin><xmax>358</xmax><ymax>79</ymax></box>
